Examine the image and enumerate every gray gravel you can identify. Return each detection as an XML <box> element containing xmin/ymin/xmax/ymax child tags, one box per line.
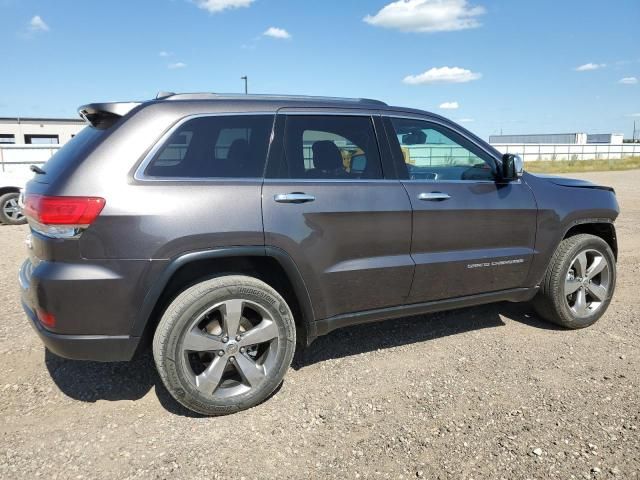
<box><xmin>1</xmin><ymin>169</ymin><xmax>639</xmax><ymax>479</ymax></box>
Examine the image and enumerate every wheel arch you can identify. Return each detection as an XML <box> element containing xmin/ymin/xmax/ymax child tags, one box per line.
<box><xmin>0</xmin><ymin>186</ymin><xmax>21</xmax><ymax>197</ymax></box>
<box><xmin>562</xmin><ymin>220</ymin><xmax>618</xmax><ymax>260</ymax></box>
<box><xmin>133</xmin><ymin>246</ymin><xmax>317</xmax><ymax>348</ymax></box>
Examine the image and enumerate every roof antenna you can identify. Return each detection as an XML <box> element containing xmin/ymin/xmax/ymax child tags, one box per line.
<box><xmin>156</xmin><ymin>91</ymin><xmax>175</xmax><ymax>99</ymax></box>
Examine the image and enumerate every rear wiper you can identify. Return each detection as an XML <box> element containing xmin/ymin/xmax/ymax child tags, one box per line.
<box><xmin>30</xmin><ymin>165</ymin><xmax>46</xmax><ymax>174</ymax></box>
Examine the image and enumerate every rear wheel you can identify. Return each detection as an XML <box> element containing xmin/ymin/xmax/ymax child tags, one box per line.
<box><xmin>533</xmin><ymin>234</ymin><xmax>616</xmax><ymax>328</ymax></box>
<box><xmin>0</xmin><ymin>192</ymin><xmax>26</xmax><ymax>225</ymax></box>
<box><xmin>153</xmin><ymin>275</ymin><xmax>296</xmax><ymax>416</ymax></box>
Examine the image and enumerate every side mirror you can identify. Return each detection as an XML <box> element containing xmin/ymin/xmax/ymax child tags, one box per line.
<box><xmin>502</xmin><ymin>153</ymin><xmax>524</xmax><ymax>180</ymax></box>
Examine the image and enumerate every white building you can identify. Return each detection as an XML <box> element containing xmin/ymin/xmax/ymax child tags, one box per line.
<box><xmin>586</xmin><ymin>133</ymin><xmax>624</xmax><ymax>144</ymax></box>
<box><xmin>489</xmin><ymin>133</ymin><xmax>588</xmax><ymax>144</ymax></box>
<box><xmin>489</xmin><ymin>132</ymin><xmax>624</xmax><ymax>145</ymax></box>
<box><xmin>0</xmin><ymin>117</ymin><xmax>85</xmax><ymax>146</ymax></box>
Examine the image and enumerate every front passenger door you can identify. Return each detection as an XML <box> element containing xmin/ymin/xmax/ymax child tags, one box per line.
<box><xmin>384</xmin><ymin>116</ymin><xmax>538</xmax><ymax>303</ymax></box>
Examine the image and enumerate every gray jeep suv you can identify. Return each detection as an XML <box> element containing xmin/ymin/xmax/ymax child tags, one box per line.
<box><xmin>20</xmin><ymin>93</ymin><xmax>619</xmax><ymax>415</ymax></box>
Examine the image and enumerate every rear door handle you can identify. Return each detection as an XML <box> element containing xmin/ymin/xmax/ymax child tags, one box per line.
<box><xmin>274</xmin><ymin>193</ymin><xmax>316</xmax><ymax>204</ymax></box>
<box><xmin>418</xmin><ymin>192</ymin><xmax>451</xmax><ymax>201</ymax></box>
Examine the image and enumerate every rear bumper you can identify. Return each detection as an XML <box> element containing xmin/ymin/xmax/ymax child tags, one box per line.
<box><xmin>19</xmin><ymin>259</ymin><xmax>140</xmax><ymax>362</ymax></box>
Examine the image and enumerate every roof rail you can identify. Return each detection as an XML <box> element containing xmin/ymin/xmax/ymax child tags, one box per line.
<box><xmin>157</xmin><ymin>92</ymin><xmax>387</xmax><ymax>106</ymax></box>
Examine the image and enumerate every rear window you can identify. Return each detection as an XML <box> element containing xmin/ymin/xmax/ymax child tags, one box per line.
<box><xmin>35</xmin><ymin>126</ymin><xmax>108</xmax><ymax>183</ymax></box>
<box><xmin>144</xmin><ymin>115</ymin><xmax>273</xmax><ymax>179</ymax></box>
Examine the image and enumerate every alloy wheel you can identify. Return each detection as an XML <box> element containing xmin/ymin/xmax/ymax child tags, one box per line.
<box><xmin>564</xmin><ymin>249</ymin><xmax>611</xmax><ymax>318</ymax></box>
<box><xmin>179</xmin><ymin>299</ymin><xmax>280</xmax><ymax>399</ymax></box>
<box><xmin>2</xmin><ymin>197</ymin><xmax>24</xmax><ymax>222</ymax></box>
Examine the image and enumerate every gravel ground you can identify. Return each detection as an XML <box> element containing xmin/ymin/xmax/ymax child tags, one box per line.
<box><xmin>1</xmin><ymin>170</ymin><xmax>638</xmax><ymax>480</ymax></box>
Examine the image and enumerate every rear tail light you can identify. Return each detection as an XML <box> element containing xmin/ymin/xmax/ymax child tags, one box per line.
<box><xmin>36</xmin><ymin>309</ymin><xmax>56</xmax><ymax>329</ymax></box>
<box><xmin>23</xmin><ymin>194</ymin><xmax>105</xmax><ymax>238</ymax></box>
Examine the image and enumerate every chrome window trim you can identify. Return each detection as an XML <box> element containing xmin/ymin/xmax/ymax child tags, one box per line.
<box><xmin>275</xmin><ymin>109</ymin><xmax>378</xmax><ymax>117</ymax></box>
<box><xmin>401</xmin><ymin>179</ymin><xmax>498</xmax><ymax>185</ymax></box>
<box><xmin>133</xmin><ymin>109</ymin><xmax>509</xmax><ymax>184</ymax></box>
<box><xmin>133</xmin><ymin>112</ymin><xmax>276</xmax><ymax>182</ymax></box>
<box><xmin>263</xmin><ymin>178</ymin><xmax>399</xmax><ymax>184</ymax></box>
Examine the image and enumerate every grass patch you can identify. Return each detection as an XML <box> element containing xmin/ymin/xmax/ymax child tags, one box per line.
<box><xmin>525</xmin><ymin>157</ymin><xmax>640</xmax><ymax>174</ymax></box>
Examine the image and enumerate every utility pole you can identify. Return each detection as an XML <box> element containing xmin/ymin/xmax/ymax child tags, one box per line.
<box><xmin>241</xmin><ymin>76</ymin><xmax>248</xmax><ymax>94</ymax></box>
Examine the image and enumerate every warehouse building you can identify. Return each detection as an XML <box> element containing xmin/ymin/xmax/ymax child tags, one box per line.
<box><xmin>489</xmin><ymin>132</ymin><xmax>624</xmax><ymax>145</ymax></box>
<box><xmin>586</xmin><ymin>133</ymin><xmax>624</xmax><ymax>144</ymax></box>
<box><xmin>0</xmin><ymin>117</ymin><xmax>85</xmax><ymax>145</ymax></box>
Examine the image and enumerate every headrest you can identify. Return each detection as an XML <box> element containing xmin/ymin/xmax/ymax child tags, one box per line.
<box><xmin>312</xmin><ymin>140</ymin><xmax>343</xmax><ymax>170</ymax></box>
<box><xmin>227</xmin><ymin>138</ymin><xmax>250</xmax><ymax>162</ymax></box>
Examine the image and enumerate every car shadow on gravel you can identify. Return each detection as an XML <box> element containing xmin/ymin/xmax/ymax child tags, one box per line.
<box><xmin>44</xmin><ymin>302</ymin><xmax>559</xmax><ymax>415</ymax></box>
<box><xmin>293</xmin><ymin>301</ymin><xmax>562</xmax><ymax>368</ymax></box>
<box><xmin>44</xmin><ymin>348</ymin><xmax>205</xmax><ymax>417</ymax></box>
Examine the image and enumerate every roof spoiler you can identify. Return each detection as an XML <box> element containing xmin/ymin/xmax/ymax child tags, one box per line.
<box><xmin>77</xmin><ymin>102</ymin><xmax>141</xmax><ymax>129</ymax></box>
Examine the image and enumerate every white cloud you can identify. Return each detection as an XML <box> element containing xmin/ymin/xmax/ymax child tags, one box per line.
<box><xmin>575</xmin><ymin>63</ymin><xmax>606</xmax><ymax>71</ymax></box>
<box><xmin>627</xmin><ymin>113</ymin><xmax>640</xmax><ymax>117</ymax></box>
<box><xmin>159</xmin><ymin>51</ymin><xmax>172</xmax><ymax>57</ymax></box>
<box><xmin>168</xmin><ymin>62</ymin><xmax>187</xmax><ymax>69</ymax></box>
<box><xmin>29</xmin><ymin>15</ymin><xmax>49</xmax><ymax>32</ymax></box>
<box><xmin>364</xmin><ymin>0</ymin><xmax>485</xmax><ymax>33</ymax></box>
<box><xmin>403</xmin><ymin>66</ymin><xmax>481</xmax><ymax>85</ymax></box>
<box><xmin>457</xmin><ymin>118</ymin><xmax>474</xmax><ymax>123</ymax></box>
<box><xmin>439</xmin><ymin>101</ymin><xmax>459</xmax><ymax>109</ymax></box>
<box><xmin>263</xmin><ymin>27</ymin><xmax>291</xmax><ymax>39</ymax></box>
<box><xmin>195</xmin><ymin>0</ymin><xmax>254</xmax><ymax>13</ymax></box>
<box><xmin>619</xmin><ymin>77</ymin><xmax>638</xmax><ymax>85</ymax></box>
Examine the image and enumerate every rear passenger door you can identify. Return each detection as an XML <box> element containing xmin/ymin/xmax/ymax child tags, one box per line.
<box><xmin>383</xmin><ymin>116</ymin><xmax>538</xmax><ymax>303</ymax></box>
<box><xmin>262</xmin><ymin>111</ymin><xmax>414</xmax><ymax>320</ymax></box>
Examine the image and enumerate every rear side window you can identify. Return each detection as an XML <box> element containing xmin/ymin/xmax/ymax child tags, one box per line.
<box><xmin>267</xmin><ymin>115</ymin><xmax>383</xmax><ymax>180</ymax></box>
<box><xmin>144</xmin><ymin>115</ymin><xmax>273</xmax><ymax>178</ymax></box>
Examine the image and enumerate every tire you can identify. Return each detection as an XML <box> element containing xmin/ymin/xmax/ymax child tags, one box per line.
<box><xmin>0</xmin><ymin>192</ymin><xmax>27</xmax><ymax>225</ymax></box>
<box><xmin>153</xmin><ymin>275</ymin><xmax>296</xmax><ymax>416</ymax></box>
<box><xmin>533</xmin><ymin>233</ymin><xmax>616</xmax><ymax>329</ymax></box>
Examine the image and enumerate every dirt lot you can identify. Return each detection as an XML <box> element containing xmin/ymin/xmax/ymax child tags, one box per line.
<box><xmin>1</xmin><ymin>170</ymin><xmax>638</xmax><ymax>480</ymax></box>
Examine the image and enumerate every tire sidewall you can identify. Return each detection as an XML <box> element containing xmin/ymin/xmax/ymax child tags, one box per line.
<box><xmin>156</xmin><ymin>277</ymin><xmax>296</xmax><ymax>415</ymax></box>
<box><xmin>553</xmin><ymin>236</ymin><xmax>616</xmax><ymax>328</ymax></box>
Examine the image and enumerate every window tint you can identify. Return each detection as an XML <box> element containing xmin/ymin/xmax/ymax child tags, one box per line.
<box><xmin>388</xmin><ymin>118</ymin><xmax>495</xmax><ymax>181</ymax></box>
<box><xmin>270</xmin><ymin>115</ymin><xmax>383</xmax><ymax>180</ymax></box>
<box><xmin>145</xmin><ymin>115</ymin><xmax>273</xmax><ymax>178</ymax></box>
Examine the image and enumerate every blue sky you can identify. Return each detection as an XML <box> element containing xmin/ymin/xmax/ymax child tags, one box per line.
<box><xmin>1</xmin><ymin>0</ymin><xmax>639</xmax><ymax>139</ymax></box>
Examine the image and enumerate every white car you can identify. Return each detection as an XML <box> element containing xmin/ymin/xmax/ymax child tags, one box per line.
<box><xmin>0</xmin><ymin>145</ymin><xmax>52</xmax><ymax>225</ymax></box>
<box><xmin>0</xmin><ymin>172</ymin><xmax>31</xmax><ymax>225</ymax></box>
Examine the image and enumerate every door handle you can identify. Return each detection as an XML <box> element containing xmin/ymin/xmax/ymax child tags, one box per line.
<box><xmin>418</xmin><ymin>192</ymin><xmax>451</xmax><ymax>201</ymax></box>
<box><xmin>274</xmin><ymin>193</ymin><xmax>316</xmax><ymax>204</ymax></box>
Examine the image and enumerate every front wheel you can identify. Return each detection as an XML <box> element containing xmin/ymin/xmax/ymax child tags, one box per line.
<box><xmin>0</xmin><ymin>192</ymin><xmax>26</xmax><ymax>225</ymax></box>
<box><xmin>153</xmin><ymin>275</ymin><xmax>296</xmax><ymax>416</ymax></box>
<box><xmin>533</xmin><ymin>233</ymin><xmax>616</xmax><ymax>329</ymax></box>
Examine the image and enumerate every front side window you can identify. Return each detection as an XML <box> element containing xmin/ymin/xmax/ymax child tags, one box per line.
<box><xmin>269</xmin><ymin>115</ymin><xmax>383</xmax><ymax>180</ymax></box>
<box><xmin>388</xmin><ymin>117</ymin><xmax>495</xmax><ymax>181</ymax></box>
<box><xmin>144</xmin><ymin>115</ymin><xmax>273</xmax><ymax>178</ymax></box>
